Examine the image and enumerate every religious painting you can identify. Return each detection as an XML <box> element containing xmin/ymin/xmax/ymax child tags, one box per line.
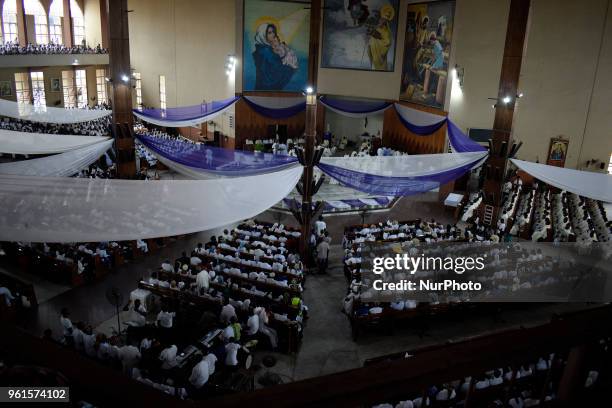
<box><xmin>243</xmin><ymin>0</ymin><xmax>310</xmax><ymax>92</ymax></box>
<box><xmin>399</xmin><ymin>0</ymin><xmax>455</xmax><ymax>109</ymax></box>
<box><xmin>51</xmin><ymin>78</ymin><xmax>61</xmax><ymax>92</ymax></box>
<box><xmin>321</xmin><ymin>0</ymin><xmax>399</xmax><ymax>72</ymax></box>
<box><xmin>547</xmin><ymin>138</ymin><xmax>569</xmax><ymax>167</ymax></box>
<box><xmin>0</xmin><ymin>81</ymin><xmax>11</xmax><ymax>97</ymax></box>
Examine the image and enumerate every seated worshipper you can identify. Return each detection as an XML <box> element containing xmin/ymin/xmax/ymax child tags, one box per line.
<box><xmin>224</xmin><ymin>338</ymin><xmax>240</xmax><ymax>368</ymax></box>
<box><xmin>125</xmin><ymin>299</ymin><xmax>147</xmax><ymax>327</ymax></box>
<box><xmin>60</xmin><ymin>308</ymin><xmax>74</xmax><ymax>346</ymax></box>
<box><xmin>161</xmin><ymin>260</ymin><xmax>174</xmax><ymax>273</ymax></box>
<box><xmin>159</xmin><ymin>344</ymin><xmax>178</xmax><ymax>369</ymax></box>
<box><xmin>83</xmin><ymin>328</ymin><xmax>97</xmax><ymax>358</ymax></box>
<box><xmin>194</xmin><ymin>242</ymin><xmax>206</xmax><ymax>255</ymax></box>
<box><xmin>117</xmin><ymin>343</ymin><xmax>141</xmax><ymax>376</ymax></box>
<box><xmin>245</xmin><ymin>309</ymin><xmax>260</xmax><ymax>339</ymax></box>
<box><xmin>72</xmin><ymin>322</ymin><xmax>85</xmax><ymax>351</ymax></box>
<box><xmin>0</xmin><ymin>286</ymin><xmax>16</xmax><ymax>306</ymax></box>
<box><xmin>136</xmin><ymin>239</ymin><xmax>149</xmax><ymax>253</ymax></box>
<box><xmin>175</xmin><ymin>251</ymin><xmax>190</xmax><ymax>270</ymax></box>
<box><xmin>254</xmin><ymin>306</ymin><xmax>278</xmax><ymax>349</ymax></box>
<box><xmin>188</xmin><ymin>355</ymin><xmax>210</xmax><ymax>392</ymax></box>
<box><xmin>190</xmin><ymin>253</ymin><xmax>202</xmax><ymax>267</ymax></box>
<box><xmin>156</xmin><ymin>306</ymin><xmax>176</xmax><ymax>329</ymax></box>
<box><xmin>220</xmin><ymin>299</ymin><xmax>237</xmax><ymax>325</ymax></box>
<box><xmin>202</xmin><ymin>347</ymin><xmax>217</xmax><ymax>376</ymax></box>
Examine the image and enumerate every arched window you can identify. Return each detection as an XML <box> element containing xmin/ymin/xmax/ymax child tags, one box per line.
<box><xmin>71</xmin><ymin>0</ymin><xmax>85</xmax><ymax>46</ymax></box>
<box><xmin>2</xmin><ymin>0</ymin><xmax>18</xmax><ymax>44</ymax></box>
<box><xmin>24</xmin><ymin>0</ymin><xmax>48</xmax><ymax>44</ymax></box>
<box><xmin>49</xmin><ymin>0</ymin><xmax>63</xmax><ymax>44</ymax></box>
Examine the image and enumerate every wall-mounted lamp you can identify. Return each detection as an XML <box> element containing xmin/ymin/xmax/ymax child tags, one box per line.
<box><xmin>305</xmin><ymin>86</ymin><xmax>316</xmax><ymax>105</ymax></box>
<box><xmin>517</xmin><ymin>92</ymin><xmax>524</xmax><ymax>98</ymax></box>
<box><xmin>225</xmin><ymin>55</ymin><xmax>236</xmax><ymax>76</ymax></box>
<box><xmin>121</xmin><ymin>74</ymin><xmax>129</xmax><ymax>83</ymax></box>
<box><xmin>72</xmin><ymin>59</ymin><xmax>79</xmax><ymax>65</ymax></box>
<box><xmin>502</xmin><ymin>96</ymin><xmax>512</xmax><ymax>104</ymax></box>
<box><xmin>104</xmin><ymin>76</ymin><xmax>112</xmax><ymax>83</ymax></box>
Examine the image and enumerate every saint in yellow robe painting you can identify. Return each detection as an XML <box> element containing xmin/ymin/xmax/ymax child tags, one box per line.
<box><xmin>367</xmin><ymin>4</ymin><xmax>395</xmax><ymax>71</ymax></box>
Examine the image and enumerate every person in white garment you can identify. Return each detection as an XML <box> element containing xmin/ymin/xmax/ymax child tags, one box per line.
<box><xmin>314</xmin><ymin>216</ymin><xmax>326</xmax><ymax>237</ymax></box>
<box><xmin>188</xmin><ymin>356</ymin><xmax>210</xmax><ymax>390</ymax></box>
<box><xmin>156</xmin><ymin>307</ymin><xmax>175</xmax><ymax>328</ymax></box>
<box><xmin>224</xmin><ymin>338</ymin><xmax>240</xmax><ymax>367</ymax></box>
<box><xmin>118</xmin><ymin>344</ymin><xmax>141</xmax><ymax>376</ymax></box>
<box><xmin>0</xmin><ymin>286</ymin><xmax>15</xmax><ymax>306</ymax></box>
<box><xmin>196</xmin><ymin>268</ymin><xmax>210</xmax><ymax>291</ymax></box>
<box><xmin>220</xmin><ymin>301</ymin><xmax>237</xmax><ymax>325</ymax></box>
<box><xmin>60</xmin><ymin>308</ymin><xmax>73</xmax><ymax>345</ymax></box>
<box><xmin>159</xmin><ymin>344</ymin><xmax>178</xmax><ymax>369</ymax></box>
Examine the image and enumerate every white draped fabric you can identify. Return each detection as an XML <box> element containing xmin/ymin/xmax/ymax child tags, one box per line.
<box><xmin>0</xmin><ymin>166</ymin><xmax>303</xmax><ymax>242</ymax></box>
<box><xmin>243</xmin><ymin>96</ymin><xmax>305</xmax><ymax>109</ymax></box>
<box><xmin>0</xmin><ymin>139</ymin><xmax>114</xmax><ymax>177</ymax></box>
<box><xmin>511</xmin><ymin>159</ymin><xmax>612</xmax><ymax>203</ymax></box>
<box><xmin>0</xmin><ymin>99</ymin><xmax>111</xmax><ymax>123</ymax></box>
<box><xmin>393</xmin><ymin>103</ymin><xmax>446</xmax><ymax>126</ymax></box>
<box><xmin>0</xmin><ymin>129</ymin><xmax>110</xmax><ymax>154</ymax></box>
<box><xmin>319</xmin><ymin>151</ymin><xmax>488</xmax><ymax>177</ymax></box>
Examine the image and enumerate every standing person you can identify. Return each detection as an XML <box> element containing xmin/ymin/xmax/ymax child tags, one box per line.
<box><xmin>60</xmin><ymin>308</ymin><xmax>74</xmax><ymax>346</ymax></box>
<box><xmin>316</xmin><ymin>238</ymin><xmax>330</xmax><ymax>274</ymax></box>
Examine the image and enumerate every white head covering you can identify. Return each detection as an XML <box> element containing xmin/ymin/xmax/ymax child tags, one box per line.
<box><xmin>254</xmin><ymin>23</ymin><xmax>273</xmax><ymax>47</ymax></box>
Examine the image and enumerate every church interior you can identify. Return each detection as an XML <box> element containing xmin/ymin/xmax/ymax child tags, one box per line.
<box><xmin>0</xmin><ymin>0</ymin><xmax>611</xmax><ymax>406</ymax></box>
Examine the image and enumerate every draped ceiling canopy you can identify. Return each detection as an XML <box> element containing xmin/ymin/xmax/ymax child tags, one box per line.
<box><xmin>0</xmin><ymin>99</ymin><xmax>111</xmax><ymax>123</ymax></box>
<box><xmin>0</xmin><ymin>139</ymin><xmax>114</xmax><ymax>177</ymax></box>
<box><xmin>133</xmin><ymin>96</ymin><xmax>240</xmax><ymax>127</ymax></box>
<box><xmin>136</xmin><ymin>134</ymin><xmax>298</xmax><ymax>176</ymax></box>
<box><xmin>0</xmin><ymin>129</ymin><xmax>110</xmax><ymax>155</ymax></box>
<box><xmin>0</xmin><ymin>165</ymin><xmax>303</xmax><ymax>243</ymax></box>
<box><xmin>511</xmin><ymin>159</ymin><xmax>612</xmax><ymax>203</ymax></box>
<box><xmin>317</xmin><ymin>151</ymin><xmax>488</xmax><ymax>196</ymax></box>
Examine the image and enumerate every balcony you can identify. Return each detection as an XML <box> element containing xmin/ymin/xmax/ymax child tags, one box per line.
<box><xmin>0</xmin><ymin>53</ymin><xmax>109</xmax><ymax>68</ymax></box>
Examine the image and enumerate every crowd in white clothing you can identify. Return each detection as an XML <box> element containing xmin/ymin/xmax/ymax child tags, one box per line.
<box><xmin>0</xmin><ymin>41</ymin><xmax>107</xmax><ymax>55</ymax></box>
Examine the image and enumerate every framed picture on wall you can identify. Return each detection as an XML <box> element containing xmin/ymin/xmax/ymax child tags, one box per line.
<box><xmin>399</xmin><ymin>0</ymin><xmax>456</xmax><ymax>109</ymax></box>
<box><xmin>0</xmin><ymin>81</ymin><xmax>12</xmax><ymax>96</ymax></box>
<box><xmin>547</xmin><ymin>138</ymin><xmax>569</xmax><ymax>167</ymax></box>
<box><xmin>242</xmin><ymin>0</ymin><xmax>310</xmax><ymax>92</ymax></box>
<box><xmin>320</xmin><ymin>0</ymin><xmax>399</xmax><ymax>72</ymax></box>
<box><xmin>51</xmin><ymin>78</ymin><xmax>61</xmax><ymax>92</ymax></box>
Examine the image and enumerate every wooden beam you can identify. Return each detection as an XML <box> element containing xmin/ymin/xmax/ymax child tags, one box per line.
<box><xmin>100</xmin><ymin>0</ymin><xmax>110</xmax><ymax>48</ymax></box>
<box><xmin>482</xmin><ymin>0</ymin><xmax>531</xmax><ymax>222</ymax></box>
<box><xmin>107</xmin><ymin>0</ymin><xmax>135</xmax><ymax>177</ymax></box>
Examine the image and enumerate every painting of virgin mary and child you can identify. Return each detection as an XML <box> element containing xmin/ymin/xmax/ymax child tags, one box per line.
<box><xmin>243</xmin><ymin>0</ymin><xmax>310</xmax><ymax>92</ymax></box>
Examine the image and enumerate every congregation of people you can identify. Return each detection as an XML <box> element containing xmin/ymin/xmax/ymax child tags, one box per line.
<box><xmin>0</xmin><ymin>41</ymin><xmax>107</xmax><ymax>55</ymax></box>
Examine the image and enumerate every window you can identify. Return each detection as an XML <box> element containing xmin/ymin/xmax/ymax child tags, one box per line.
<box><xmin>159</xmin><ymin>75</ymin><xmax>166</xmax><ymax>110</ymax></box>
<box><xmin>62</xmin><ymin>70</ymin><xmax>76</xmax><ymax>108</ymax></box>
<box><xmin>2</xmin><ymin>0</ymin><xmax>18</xmax><ymax>44</ymax></box>
<box><xmin>24</xmin><ymin>0</ymin><xmax>48</xmax><ymax>45</ymax></box>
<box><xmin>134</xmin><ymin>72</ymin><xmax>142</xmax><ymax>109</ymax></box>
<box><xmin>608</xmin><ymin>153</ymin><xmax>612</xmax><ymax>175</ymax></box>
<box><xmin>71</xmin><ymin>0</ymin><xmax>85</xmax><ymax>46</ymax></box>
<box><xmin>75</xmin><ymin>69</ymin><xmax>87</xmax><ymax>108</ymax></box>
<box><xmin>96</xmin><ymin>69</ymin><xmax>108</xmax><ymax>105</ymax></box>
<box><xmin>30</xmin><ymin>71</ymin><xmax>46</xmax><ymax>107</ymax></box>
<box><xmin>49</xmin><ymin>0</ymin><xmax>63</xmax><ymax>44</ymax></box>
<box><xmin>14</xmin><ymin>72</ymin><xmax>31</xmax><ymax>105</ymax></box>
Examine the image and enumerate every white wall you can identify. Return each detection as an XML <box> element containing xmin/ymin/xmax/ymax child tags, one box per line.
<box><xmin>446</xmin><ymin>0</ymin><xmax>509</xmax><ymax>134</ymax></box>
<box><xmin>83</xmin><ymin>0</ymin><xmax>103</xmax><ymax>47</ymax></box>
<box><xmin>128</xmin><ymin>0</ymin><xmax>236</xmax><ymax>135</ymax></box>
<box><xmin>512</xmin><ymin>0</ymin><xmax>611</xmax><ymax>169</ymax></box>
<box><xmin>325</xmin><ymin>110</ymin><xmax>384</xmax><ymax>143</ymax></box>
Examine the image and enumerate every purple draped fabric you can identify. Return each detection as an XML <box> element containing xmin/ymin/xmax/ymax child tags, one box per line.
<box><xmin>317</xmin><ymin>157</ymin><xmax>483</xmax><ymax>196</ymax></box>
<box><xmin>447</xmin><ymin>120</ymin><xmax>487</xmax><ymax>153</ymax></box>
<box><xmin>137</xmin><ymin>134</ymin><xmax>298</xmax><ymax>176</ymax></box>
